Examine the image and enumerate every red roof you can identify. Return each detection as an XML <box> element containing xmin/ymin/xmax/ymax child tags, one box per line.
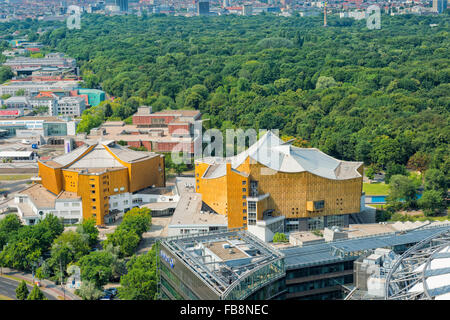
<box><xmin>36</xmin><ymin>91</ymin><xmax>56</xmax><ymax>98</ymax></box>
<box><xmin>26</xmin><ymin>48</ymin><xmax>40</xmax><ymax>52</ymax></box>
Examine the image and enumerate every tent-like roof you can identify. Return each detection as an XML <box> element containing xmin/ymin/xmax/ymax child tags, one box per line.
<box><xmin>198</xmin><ymin>131</ymin><xmax>363</xmax><ymax>180</ymax></box>
<box><xmin>41</xmin><ymin>140</ymin><xmax>160</xmax><ymax>169</ymax></box>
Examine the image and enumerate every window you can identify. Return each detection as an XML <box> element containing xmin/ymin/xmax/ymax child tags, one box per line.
<box><xmin>242</xmin><ymin>195</ymin><xmax>246</xmax><ymax>199</ymax></box>
<box><xmin>114</xmin><ymin>188</ymin><xmax>118</xmax><ymax>192</ymax></box>
<box><xmin>242</xmin><ymin>181</ymin><xmax>246</xmax><ymax>185</ymax></box>
<box><xmin>242</xmin><ymin>188</ymin><xmax>246</xmax><ymax>192</ymax></box>
<box><xmin>248</xmin><ymin>201</ymin><xmax>256</xmax><ymax>211</ymax></box>
<box><xmin>308</xmin><ymin>217</ymin><xmax>324</xmax><ymax>231</ymax></box>
<box><xmin>314</xmin><ymin>200</ymin><xmax>325</xmax><ymax>210</ymax></box>
<box><xmin>64</xmin><ymin>203</ymin><xmax>69</xmax><ymax>207</ymax></box>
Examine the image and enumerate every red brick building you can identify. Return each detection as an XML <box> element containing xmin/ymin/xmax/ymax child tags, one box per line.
<box><xmin>88</xmin><ymin>107</ymin><xmax>201</xmax><ymax>154</ymax></box>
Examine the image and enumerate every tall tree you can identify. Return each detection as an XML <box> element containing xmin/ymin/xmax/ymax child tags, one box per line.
<box><xmin>15</xmin><ymin>280</ymin><xmax>29</xmax><ymax>300</ymax></box>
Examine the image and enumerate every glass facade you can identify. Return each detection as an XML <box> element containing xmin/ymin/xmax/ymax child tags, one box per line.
<box><xmin>43</xmin><ymin>122</ymin><xmax>67</xmax><ymax>136</ymax></box>
<box><xmin>308</xmin><ymin>216</ymin><xmax>324</xmax><ymax>230</ymax></box>
<box><xmin>326</xmin><ymin>215</ymin><xmax>346</xmax><ymax>228</ymax></box>
<box><xmin>248</xmin><ymin>201</ymin><xmax>256</xmax><ymax>225</ymax></box>
<box><xmin>285</xmin><ymin>260</ymin><xmax>354</xmax><ymax>300</ymax></box>
<box><xmin>224</xmin><ymin>259</ymin><xmax>285</xmax><ymax>300</ymax></box>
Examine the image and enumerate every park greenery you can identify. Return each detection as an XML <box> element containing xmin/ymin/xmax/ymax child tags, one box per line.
<box><xmin>118</xmin><ymin>246</ymin><xmax>158</xmax><ymax>300</ymax></box>
<box><xmin>378</xmin><ymin>167</ymin><xmax>449</xmax><ymax>220</ymax></box>
<box><xmin>1</xmin><ymin>13</ymin><xmax>447</xmax><ymax>175</ymax></box>
<box><xmin>10</xmin><ymin>13</ymin><xmax>444</xmax><ymax>178</ymax></box>
<box><xmin>0</xmin><ymin>207</ymin><xmax>155</xmax><ymax>300</ymax></box>
<box><xmin>103</xmin><ymin>207</ymin><xmax>152</xmax><ymax>257</ymax></box>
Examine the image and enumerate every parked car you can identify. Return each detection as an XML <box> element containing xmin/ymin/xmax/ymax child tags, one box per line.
<box><xmin>105</xmin><ymin>288</ymin><xmax>118</xmax><ymax>296</ymax></box>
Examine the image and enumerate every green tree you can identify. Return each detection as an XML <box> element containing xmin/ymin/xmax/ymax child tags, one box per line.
<box><xmin>424</xmin><ymin>169</ymin><xmax>447</xmax><ymax>196</ymax></box>
<box><xmin>118</xmin><ymin>248</ymin><xmax>157</xmax><ymax>300</ymax></box>
<box><xmin>385</xmin><ymin>162</ymin><xmax>408</xmax><ymax>184</ymax></box>
<box><xmin>315</xmin><ymin>76</ymin><xmax>337</xmax><ymax>89</ymax></box>
<box><xmin>49</xmin><ymin>230</ymin><xmax>90</xmax><ymax>277</ymax></box>
<box><xmin>365</xmin><ymin>166</ymin><xmax>375</xmax><ymax>180</ymax></box>
<box><xmin>15</xmin><ymin>280</ymin><xmax>29</xmax><ymax>300</ymax></box>
<box><xmin>418</xmin><ymin>190</ymin><xmax>445</xmax><ymax>216</ymax></box>
<box><xmin>77</xmin><ymin>281</ymin><xmax>103</xmax><ymax>300</ymax></box>
<box><xmin>27</xmin><ymin>285</ymin><xmax>47</xmax><ymax>300</ymax></box>
<box><xmin>272</xmin><ymin>233</ymin><xmax>288</xmax><ymax>243</ymax></box>
<box><xmin>104</xmin><ymin>228</ymin><xmax>140</xmax><ymax>257</ymax></box>
<box><xmin>78</xmin><ymin>251</ymin><xmax>114</xmax><ymax>287</ymax></box>
<box><xmin>76</xmin><ymin>219</ymin><xmax>99</xmax><ymax>247</ymax></box>
<box><xmin>386</xmin><ymin>175</ymin><xmax>417</xmax><ymax>209</ymax></box>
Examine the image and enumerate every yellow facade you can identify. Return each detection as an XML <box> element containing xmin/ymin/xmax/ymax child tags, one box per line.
<box><xmin>195</xmin><ymin>156</ymin><xmax>363</xmax><ymax>230</ymax></box>
<box><xmin>38</xmin><ymin>143</ymin><xmax>165</xmax><ymax>225</ymax></box>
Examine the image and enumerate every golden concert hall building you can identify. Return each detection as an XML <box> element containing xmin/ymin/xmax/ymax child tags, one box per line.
<box><xmin>195</xmin><ymin>131</ymin><xmax>364</xmax><ymax>234</ymax></box>
<box><xmin>38</xmin><ymin>140</ymin><xmax>165</xmax><ymax>225</ymax></box>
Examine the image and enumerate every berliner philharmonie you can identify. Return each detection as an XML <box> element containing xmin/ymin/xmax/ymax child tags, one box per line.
<box><xmin>157</xmin><ymin>131</ymin><xmax>450</xmax><ymax>301</ymax></box>
<box><xmin>195</xmin><ymin>131</ymin><xmax>364</xmax><ymax>233</ymax></box>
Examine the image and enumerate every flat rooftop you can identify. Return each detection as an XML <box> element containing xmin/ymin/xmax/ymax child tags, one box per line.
<box><xmin>282</xmin><ymin>225</ymin><xmax>450</xmax><ymax>270</ymax></box>
<box><xmin>91</xmin><ymin>124</ymin><xmax>194</xmax><ymax>143</ymax></box>
<box><xmin>207</xmin><ymin>240</ymin><xmax>249</xmax><ymax>261</ymax></box>
<box><xmin>161</xmin><ymin>229</ymin><xmax>284</xmax><ymax>299</ymax></box>
<box><xmin>169</xmin><ymin>177</ymin><xmax>227</xmax><ymax>227</ymax></box>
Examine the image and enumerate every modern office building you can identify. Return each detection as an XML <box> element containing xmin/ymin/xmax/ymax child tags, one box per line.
<box><xmin>195</xmin><ymin>131</ymin><xmax>363</xmax><ymax>234</ymax></box>
<box><xmin>3</xmin><ymin>53</ymin><xmax>76</xmax><ymax>73</ymax></box>
<box><xmin>0</xmin><ymin>116</ymin><xmax>78</xmax><ymax>139</ymax></box>
<box><xmin>57</xmin><ymin>96</ymin><xmax>86</xmax><ymax>116</ymax></box>
<box><xmin>115</xmin><ymin>0</ymin><xmax>128</xmax><ymax>12</ymax></box>
<box><xmin>0</xmin><ymin>80</ymin><xmax>80</xmax><ymax>97</ymax></box>
<box><xmin>37</xmin><ymin>140</ymin><xmax>165</xmax><ymax>225</ymax></box>
<box><xmin>159</xmin><ymin>225</ymin><xmax>450</xmax><ymax>300</ymax></box>
<box><xmin>197</xmin><ymin>0</ymin><xmax>210</xmax><ymax>15</ymax></box>
<box><xmin>77</xmin><ymin>88</ymin><xmax>105</xmax><ymax>107</ymax></box>
<box><xmin>433</xmin><ymin>0</ymin><xmax>448</xmax><ymax>13</ymax></box>
<box><xmin>159</xmin><ymin>228</ymin><xmax>286</xmax><ymax>300</ymax></box>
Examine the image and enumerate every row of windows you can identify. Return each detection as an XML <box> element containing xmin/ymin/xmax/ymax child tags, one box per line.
<box><xmin>287</xmin><ymin>274</ymin><xmax>353</xmax><ymax>294</ymax></box>
<box><xmin>286</xmin><ymin>261</ymin><xmax>354</xmax><ymax>280</ymax></box>
<box><xmin>62</xmin><ymin>202</ymin><xmax>80</xmax><ymax>207</ymax></box>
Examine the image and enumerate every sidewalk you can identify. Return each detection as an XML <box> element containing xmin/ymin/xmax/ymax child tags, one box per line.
<box><xmin>0</xmin><ymin>267</ymin><xmax>81</xmax><ymax>300</ymax></box>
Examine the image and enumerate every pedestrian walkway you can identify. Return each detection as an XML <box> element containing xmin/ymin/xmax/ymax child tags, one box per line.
<box><xmin>0</xmin><ymin>267</ymin><xmax>81</xmax><ymax>300</ymax></box>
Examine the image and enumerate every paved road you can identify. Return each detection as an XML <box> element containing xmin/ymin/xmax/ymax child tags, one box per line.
<box><xmin>0</xmin><ymin>276</ymin><xmax>56</xmax><ymax>300</ymax></box>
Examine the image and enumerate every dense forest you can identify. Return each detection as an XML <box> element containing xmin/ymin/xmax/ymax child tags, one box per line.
<box><xmin>1</xmin><ymin>13</ymin><xmax>449</xmax><ymax>174</ymax></box>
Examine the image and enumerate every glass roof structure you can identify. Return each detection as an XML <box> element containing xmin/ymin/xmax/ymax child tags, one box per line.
<box><xmin>385</xmin><ymin>227</ymin><xmax>450</xmax><ymax>300</ymax></box>
<box><xmin>282</xmin><ymin>225</ymin><xmax>450</xmax><ymax>270</ymax></box>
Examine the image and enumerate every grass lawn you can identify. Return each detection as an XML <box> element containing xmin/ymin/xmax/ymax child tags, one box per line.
<box><xmin>363</xmin><ymin>182</ymin><xmax>390</xmax><ymax>195</ymax></box>
<box><xmin>0</xmin><ymin>174</ymin><xmax>34</xmax><ymax>181</ymax></box>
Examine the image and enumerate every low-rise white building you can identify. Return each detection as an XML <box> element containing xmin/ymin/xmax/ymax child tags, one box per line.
<box><xmin>57</xmin><ymin>96</ymin><xmax>86</xmax><ymax>116</ymax></box>
<box><xmin>12</xmin><ymin>183</ymin><xmax>83</xmax><ymax>225</ymax></box>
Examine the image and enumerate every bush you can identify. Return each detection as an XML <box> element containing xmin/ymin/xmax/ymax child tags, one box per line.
<box><xmin>273</xmin><ymin>233</ymin><xmax>288</xmax><ymax>243</ymax></box>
